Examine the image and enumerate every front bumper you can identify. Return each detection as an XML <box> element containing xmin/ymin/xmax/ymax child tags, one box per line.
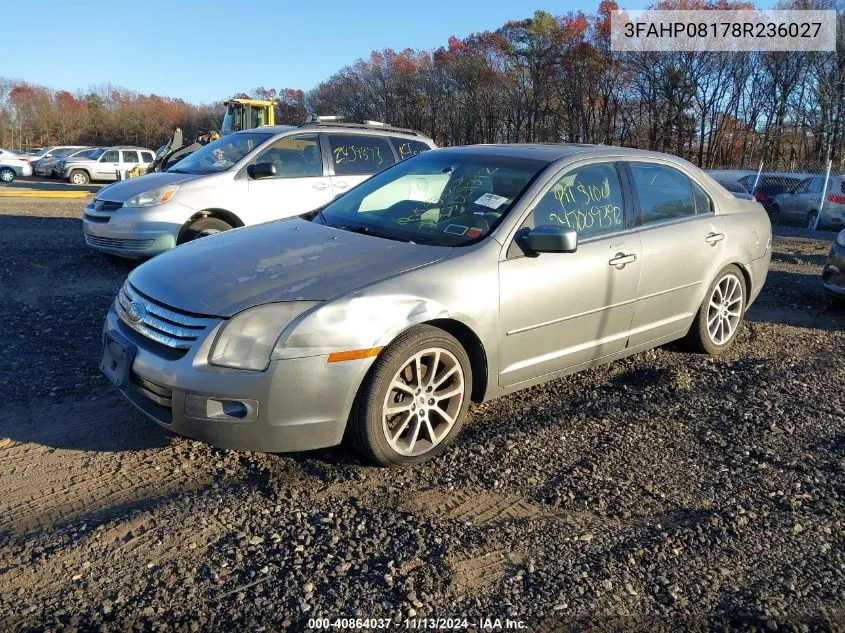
<box><xmin>823</xmin><ymin>241</ymin><xmax>845</xmax><ymax>297</ymax></box>
<box><xmin>103</xmin><ymin>306</ymin><xmax>373</xmax><ymax>452</ymax></box>
<box><xmin>82</xmin><ymin>199</ymin><xmax>188</xmax><ymax>258</ymax></box>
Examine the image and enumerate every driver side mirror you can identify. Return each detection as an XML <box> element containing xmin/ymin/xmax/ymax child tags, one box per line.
<box><xmin>247</xmin><ymin>162</ymin><xmax>277</xmax><ymax>180</ymax></box>
<box><xmin>520</xmin><ymin>225</ymin><xmax>578</xmax><ymax>254</ymax></box>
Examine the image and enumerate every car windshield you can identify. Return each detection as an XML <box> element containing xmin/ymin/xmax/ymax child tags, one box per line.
<box><xmin>52</xmin><ymin>148</ymin><xmax>78</xmax><ymax>158</ymax></box>
<box><xmin>167</xmin><ymin>132</ymin><xmax>274</xmax><ymax>175</ymax></box>
<box><xmin>311</xmin><ymin>151</ymin><xmax>548</xmax><ymax>246</ymax></box>
<box><xmin>86</xmin><ymin>148</ymin><xmax>105</xmax><ymax>160</ymax></box>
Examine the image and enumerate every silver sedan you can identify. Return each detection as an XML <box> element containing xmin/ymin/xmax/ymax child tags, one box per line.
<box><xmin>101</xmin><ymin>144</ymin><xmax>771</xmax><ymax>466</ymax></box>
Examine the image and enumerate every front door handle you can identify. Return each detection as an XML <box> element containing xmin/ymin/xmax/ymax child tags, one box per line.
<box><xmin>313</xmin><ymin>181</ymin><xmax>328</xmax><ymax>190</ymax></box>
<box><xmin>609</xmin><ymin>252</ymin><xmax>637</xmax><ymax>267</ymax></box>
<box><xmin>706</xmin><ymin>232</ymin><xmax>725</xmax><ymax>245</ymax></box>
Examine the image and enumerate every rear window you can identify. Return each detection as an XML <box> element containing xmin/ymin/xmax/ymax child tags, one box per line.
<box><xmin>327</xmin><ymin>134</ymin><xmax>396</xmax><ymax>176</ymax></box>
<box><xmin>141</xmin><ymin>151</ymin><xmax>154</xmax><ymax>163</ymax></box>
<box><xmin>390</xmin><ymin>137</ymin><xmax>431</xmax><ymax>161</ymax></box>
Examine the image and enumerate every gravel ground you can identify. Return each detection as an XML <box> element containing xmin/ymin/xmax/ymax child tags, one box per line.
<box><xmin>0</xmin><ymin>198</ymin><xmax>843</xmax><ymax>632</ymax></box>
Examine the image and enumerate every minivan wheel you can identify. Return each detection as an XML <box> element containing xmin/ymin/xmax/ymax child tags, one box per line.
<box><xmin>180</xmin><ymin>217</ymin><xmax>233</xmax><ymax>243</ymax></box>
<box><xmin>686</xmin><ymin>265</ymin><xmax>746</xmax><ymax>355</ymax></box>
<box><xmin>0</xmin><ymin>167</ymin><xmax>15</xmax><ymax>183</ymax></box>
<box><xmin>350</xmin><ymin>325</ymin><xmax>472</xmax><ymax>467</ymax></box>
<box><xmin>69</xmin><ymin>170</ymin><xmax>89</xmax><ymax>185</ymax></box>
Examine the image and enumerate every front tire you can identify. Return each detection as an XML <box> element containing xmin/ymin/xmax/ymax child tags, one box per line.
<box><xmin>350</xmin><ymin>325</ymin><xmax>472</xmax><ymax>467</ymax></box>
<box><xmin>686</xmin><ymin>265</ymin><xmax>746</xmax><ymax>355</ymax></box>
<box><xmin>68</xmin><ymin>169</ymin><xmax>89</xmax><ymax>185</ymax></box>
<box><xmin>0</xmin><ymin>167</ymin><xmax>15</xmax><ymax>183</ymax></box>
<box><xmin>179</xmin><ymin>217</ymin><xmax>233</xmax><ymax>243</ymax></box>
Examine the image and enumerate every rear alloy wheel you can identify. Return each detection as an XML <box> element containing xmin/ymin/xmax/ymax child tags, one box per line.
<box><xmin>686</xmin><ymin>265</ymin><xmax>746</xmax><ymax>355</ymax></box>
<box><xmin>350</xmin><ymin>325</ymin><xmax>472</xmax><ymax>466</ymax></box>
<box><xmin>180</xmin><ymin>217</ymin><xmax>233</xmax><ymax>243</ymax></box>
<box><xmin>0</xmin><ymin>167</ymin><xmax>15</xmax><ymax>183</ymax></box>
<box><xmin>69</xmin><ymin>170</ymin><xmax>89</xmax><ymax>185</ymax></box>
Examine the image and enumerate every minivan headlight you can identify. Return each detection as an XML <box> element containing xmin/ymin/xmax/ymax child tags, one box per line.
<box><xmin>124</xmin><ymin>185</ymin><xmax>180</xmax><ymax>208</ymax></box>
<box><xmin>209</xmin><ymin>302</ymin><xmax>318</xmax><ymax>371</ymax></box>
<box><xmin>837</xmin><ymin>229</ymin><xmax>845</xmax><ymax>248</ymax></box>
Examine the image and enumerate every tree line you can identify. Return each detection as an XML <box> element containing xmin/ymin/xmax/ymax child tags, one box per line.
<box><xmin>2</xmin><ymin>0</ymin><xmax>843</xmax><ymax>171</ymax></box>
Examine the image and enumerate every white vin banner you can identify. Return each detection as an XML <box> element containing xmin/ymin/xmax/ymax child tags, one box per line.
<box><xmin>611</xmin><ymin>10</ymin><xmax>836</xmax><ymax>52</ymax></box>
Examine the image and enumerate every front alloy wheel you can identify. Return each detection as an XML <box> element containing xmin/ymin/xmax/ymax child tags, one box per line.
<box><xmin>0</xmin><ymin>167</ymin><xmax>14</xmax><ymax>183</ymax></box>
<box><xmin>350</xmin><ymin>325</ymin><xmax>472</xmax><ymax>466</ymax></box>
<box><xmin>382</xmin><ymin>347</ymin><xmax>465</xmax><ymax>457</ymax></box>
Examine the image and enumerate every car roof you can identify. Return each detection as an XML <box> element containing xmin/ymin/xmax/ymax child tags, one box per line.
<box><xmin>233</xmin><ymin>124</ymin><xmax>435</xmax><ymax>141</ymax></box>
<box><xmin>430</xmin><ymin>143</ymin><xmax>699</xmax><ymax>164</ymax></box>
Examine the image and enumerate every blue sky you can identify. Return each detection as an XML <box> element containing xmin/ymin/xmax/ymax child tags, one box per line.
<box><xmin>7</xmin><ymin>0</ymin><xmax>657</xmax><ymax>103</ymax></box>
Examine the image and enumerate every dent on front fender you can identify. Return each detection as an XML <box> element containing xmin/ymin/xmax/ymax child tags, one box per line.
<box><xmin>274</xmin><ymin>295</ymin><xmax>452</xmax><ymax>359</ymax></box>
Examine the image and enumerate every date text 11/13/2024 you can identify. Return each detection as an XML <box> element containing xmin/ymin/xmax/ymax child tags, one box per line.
<box><xmin>306</xmin><ymin>617</ymin><xmax>528</xmax><ymax>629</ymax></box>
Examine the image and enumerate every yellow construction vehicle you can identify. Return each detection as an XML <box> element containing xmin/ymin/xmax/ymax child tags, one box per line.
<box><xmin>221</xmin><ymin>98</ymin><xmax>275</xmax><ymax>134</ymax></box>
<box><xmin>146</xmin><ymin>98</ymin><xmax>276</xmax><ymax>174</ymax></box>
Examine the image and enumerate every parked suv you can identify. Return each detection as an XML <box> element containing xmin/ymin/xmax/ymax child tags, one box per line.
<box><xmin>60</xmin><ymin>146</ymin><xmax>156</xmax><ymax>185</ymax></box>
<box><xmin>82</xmin><ymin>120</ymin><xmax>436</xmax><ymax>257</ymax></box>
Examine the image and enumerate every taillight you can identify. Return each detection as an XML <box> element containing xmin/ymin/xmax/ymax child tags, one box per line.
<box><xmin>827</xmin><ymin>194</ymin><xmax>845</xmax><ymax>204</ymax></box>
<box><xmin>754</xmin><ymin>188</ymin><xmax>767</xmax><ymax>202</ymax></box>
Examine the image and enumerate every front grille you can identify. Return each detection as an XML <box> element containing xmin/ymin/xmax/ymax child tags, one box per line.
<box><xmin>85</xmin><ymin>235</ymin><xmax>154</xmax><ymax>251</ymax></box>
<box><xmin>83</xmin><ymin>213</ymin><xmax>110</xmax><ymax>223</ymax></box>
<box><xmin>91</xmin><ymin>199</ymin><xmax>123</xmax><ymax>212</ymax></box>
<box><xmin>115</xmin><ymin>282</ymin><xmax>215</xmax><ymax>350</ymax></box>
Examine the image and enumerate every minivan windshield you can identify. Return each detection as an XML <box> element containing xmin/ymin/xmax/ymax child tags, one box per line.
<box><xmin>167</xmin><ymin>132</ymin><xmax>274</xmax><ymax>175</ymax></box>
<box><xmin>312</xmin><ymin>151</ymin><xmax>548</xmax><ymax>246</ymax></box>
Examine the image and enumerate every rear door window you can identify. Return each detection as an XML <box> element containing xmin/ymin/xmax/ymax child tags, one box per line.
<box><xmin>629</xmin><ymin>163</ymin><xmax>697</xmax><ymax>224</ymax></box>
<box><xmin>122</xmin><ymin>150</ymin><xmax>139</xmax><ymax>163</ymax></box>
<box><xmin>390</xmin><ymin>137</ymin><xmax>431</xmax><ymax>161</ymax></box>
<box><xmin>327</xmin><ymin>134</ymin><xmax>395</xmax><ymax>176</ymax></box>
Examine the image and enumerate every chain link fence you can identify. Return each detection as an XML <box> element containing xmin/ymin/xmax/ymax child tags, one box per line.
<box><xmin>707</xmin><ymin>159</ymin><xmax>843</xmax><ymax>233</ymax></box>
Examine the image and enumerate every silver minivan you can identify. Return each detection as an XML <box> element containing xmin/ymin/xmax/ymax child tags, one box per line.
<box><xmin>82</xmin><ymin>121</ymin><xmax>436</xmax><ymax>258</ymax></box>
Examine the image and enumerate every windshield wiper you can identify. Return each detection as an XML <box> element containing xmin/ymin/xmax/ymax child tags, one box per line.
<box><xmin>336</xmin><ymin>224</ymin><xmax>411</xmax><ymax>243</ymax></box>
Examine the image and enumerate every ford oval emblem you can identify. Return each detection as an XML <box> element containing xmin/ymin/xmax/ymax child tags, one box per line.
<box><xmin>126</xmin><ymin>301</ymin><xmax>146</xmax><ymax>323</ymax></box>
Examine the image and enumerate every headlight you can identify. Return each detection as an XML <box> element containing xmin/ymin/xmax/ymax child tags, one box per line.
<box><xmin>837</xmin><ymin>229</ymin><xmax>845</xmax><ymax>248</ymax></box>
<box><xmin>124</xmin><ymin>185</ymin><xmax>179</xmax><ymax>208</ymax></box>
<box><xmin>209</xmin><ymin>302</ymin><xmax>318</xmax><ymax>371</ymax></box>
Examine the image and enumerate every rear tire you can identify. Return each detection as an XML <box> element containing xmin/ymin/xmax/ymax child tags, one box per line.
<box><xmin>0</xmin><ymin>167</ymin><xmax>15</xmax><ymax>183</ymax></box>
<box><xmin>686</xmin><ymin>265</ymin><xmax>746</xmax><ymax>355</ymax></box>
<box><xmin>69</xmin><ymin>169</ymin><xmax>89</xmax><ymax>185</ymax></box>
<box><xmin>180</xmin><ymin>217</ymin><xmax>233</xmax><ymax>243</ymax></box>
<box><xmin>350</xmin><ymin>325</ymin><xmax>472</xmax><ymax>467</ymax></box>
<box><xmin>769</xmin><ymin>204</ymin><xmax>781</xmax><ymax>224</ymax></box>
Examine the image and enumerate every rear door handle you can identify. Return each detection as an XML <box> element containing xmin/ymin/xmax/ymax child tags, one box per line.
<box><xmin>609</xmin><ymin>252</ymin><xmax>637</xmax><ymax>267</ymax></box>
<box><xmin>706</xmin><ymin>232</ymin><xmax>725</xmax><ymax>245</ymax></box>
<box><xmin>313</xmin><ymin>181</ymin><xmax>328</xmax><ymax>190</ymax></box>
<box><xmin>334</xmin><ymin>180</ymin><xmax>348</xmax><ymax>189</ymax></box>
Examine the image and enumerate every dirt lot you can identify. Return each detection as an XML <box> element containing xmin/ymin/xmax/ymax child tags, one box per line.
<box><xmin>0</xmin><ymin>197</ymin><xmax>843</xmax><ymax>632</ymax></box>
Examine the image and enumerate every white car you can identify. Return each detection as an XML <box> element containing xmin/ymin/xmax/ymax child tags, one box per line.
<box><xmin>82</xmin><ymin>120</ymin><xmax>436</xmax><ymax>257</ymax></box>
<box><xmin>0</xmin><ymin>149</ymin><xmax>33</xmax><ymax>183</ymax></box>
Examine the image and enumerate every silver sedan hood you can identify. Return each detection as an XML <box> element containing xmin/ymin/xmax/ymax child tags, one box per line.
<box><xmin>128</xmin><ymin>219</ymin><xmax>452</xmax><ymax>317</ymax></box>
<box><xmin>96</xmin><ymin>171</ymin><xmax>205</xmax><ymax>201</ymax></box>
